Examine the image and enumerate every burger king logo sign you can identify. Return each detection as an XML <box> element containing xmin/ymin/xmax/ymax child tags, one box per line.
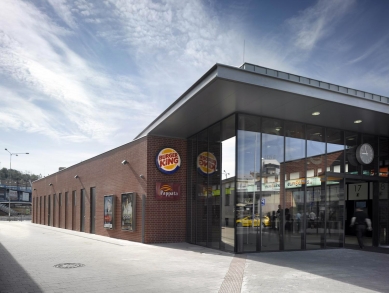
<box><xmin>197</xmin><ymin>152</ymin><xmax>217</xmax><ymax>175</ymax></box>
<box><xmin>156</xmin><ymin>148</ymin><xmax>181</xmax><ymax>174</ymax></box>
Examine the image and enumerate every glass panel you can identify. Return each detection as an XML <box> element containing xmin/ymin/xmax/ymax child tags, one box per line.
<box><xmin>208</xmin><ymin>123</ymin><xmax>221</xmax><ymax>249</ymax></box>
<box><xmin>326</xmin><ymin>177</ymin><xmax>344</xmax><ymax>248</ymax></box>
<box><xmin>345</xmin><ymin>132</ymin><xmax>360</xmax><ymax>175</ymax></box>
<box><xmin>306</xmin><ymin>184</ymin><xmax>324</xmax><ymax>249</ymax></box>
<box><xmin>305</xmin><ymin>126</ymin><xmax>326</xmax><ymax>249</ymax></box>
<box><xmin>196</xmin><ymin>129</ymin><xmax>208</xmax><ymax>247</ymax></box>
<box><xmin>362</xmin><ymin>135</ymin><xmax>378</xmax><ymax>176</ymax></box>
<box><xmin>326</xmin><ymin>128</ymin><xmax>344</xmax><ymax>173</ymax></box>
<box><xmin>379</xmin><ymin>182</ymin><xmax>389</xmax><ymax>245</ymax></box>
<box><xmin>221</xmin><ymin>115</ymin><xmax>236</xmax><ymax>252</ymax></box>
<box><xmin>379</xmin><ymin>138</ymin><xmax>389</xmax><ymax>178</ymax></box>
<box><xmin>187</xmin><ymin>135</ymin><xmax>197</xmax><ymax>244</ymax></box>
<box><xmin>236</xmin><ymin>114</ymin><xmax>261</xmax><ymax>252</ymax></box>
<box><xmin>261</xmin><ymin>118</ymin><xmax>284</xmax><ymax>251</ymax></box>
<box><xmin>284</xmin><ymin>121</ymin><xmax>305</xmax><ymax>250</ymax></box>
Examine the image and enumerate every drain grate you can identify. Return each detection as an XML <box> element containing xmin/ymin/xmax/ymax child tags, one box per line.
<box><xmin>54</xmin><ymin>263</ymin><xmax>85</xmax><ymax>269</ymax></box>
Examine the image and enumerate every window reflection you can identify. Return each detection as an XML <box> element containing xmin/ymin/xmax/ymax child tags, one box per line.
<box><xmin>345</xmin><ymin>132</ymin><xmax>360</xmax><ymax>175</ymax></box>
<box><xmin>261</xmin><ymin>118</ymin><xmax>284</xmax><ymax>252</ymax></box>
<box><xmin>327</xmin><ymin>128</ymin><xmax>344</xmax><ymax>173</ymax></box>
<box><xmin>284</xmin><ymin>121</ymin><xmax>305</xmax><ymax>250</ymax></box>
<box><xmin>188</xmin><ymin>113</ymin><xmax>385</xmax><ymax>253</ymax></box>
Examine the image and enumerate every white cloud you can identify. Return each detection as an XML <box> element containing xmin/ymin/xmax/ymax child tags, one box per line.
<box><xmin>0</xmin><ymin>0</ymin><xmax>159</xmax><ymax>144</ymax></box>
<box><xmin>287</xmin><ymin>0</ymin><xmax>355</xmax><ymax>51</ymax></box>
<box><xmin>47</xmin><ymin>0</ymin><xmax>78</xmax><ymax>29</ymax></box>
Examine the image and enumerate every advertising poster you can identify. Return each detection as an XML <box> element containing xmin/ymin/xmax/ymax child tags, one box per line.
<box><xmin>22</xmin><ymin>192</ymin><xmax>29</xmax><ymax>201</ymax></box>
<box><xmin>155</xmin><ymin>182</ymin><xmax>181</xmax><ymax>200</ymax></box>
<box><xmin>121</xmin><ymin>193</ymin><xmax>136</xmax><ymax>231</ymax></box>
<box><xmin>104</xmin><ymin>195</ymin><xmax>114</xmax><ymax>229</ymax></box>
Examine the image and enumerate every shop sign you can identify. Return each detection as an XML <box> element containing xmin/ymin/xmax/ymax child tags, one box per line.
<box><xmin>156</xmin><ymin>148</ymin><xmax>181</xmax><ymax>174</ymax></box>
<box><xmin>348</xmin><ymin>182</ymin><xmax>368</xmax><ymax>200</ymax></box>
<box><xmin>155</xmin><ymin>182</ymin><xmax>181</xmax><ymax>200</ymax></box>
<box><xmin>197</xmin><ymin>152</ymin><xmax>217</xmax><ymax>175</ymax></box>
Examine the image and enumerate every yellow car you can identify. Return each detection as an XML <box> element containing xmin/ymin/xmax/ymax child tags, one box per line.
<box><xmin>236</xmin><ymin>215</ymin><xmax>270</xmax><ymax>227</ymax></box>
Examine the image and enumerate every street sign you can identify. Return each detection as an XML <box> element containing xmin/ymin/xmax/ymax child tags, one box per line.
<box><xmin>261</xmin><ymin>198</ymin><xmax>265</xmax><ymax>206</ymax></box>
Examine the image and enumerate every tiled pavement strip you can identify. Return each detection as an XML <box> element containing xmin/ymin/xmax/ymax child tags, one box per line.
<box><xmin>1</xmin><ymin>222</ymin><xmax>389</xmax><ymax>293</ymax></box>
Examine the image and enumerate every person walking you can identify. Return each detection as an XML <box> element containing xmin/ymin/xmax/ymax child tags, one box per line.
<box><xmin>350</xmin><ymin>208</ymin><xmax>372</xmax><ymax>249</ymax></box>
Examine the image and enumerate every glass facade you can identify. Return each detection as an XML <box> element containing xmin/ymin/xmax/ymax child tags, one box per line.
<box><xmin>187</xmin><ymin>113</ymin><xmax>389</xmax><ymax>252</ymax></box>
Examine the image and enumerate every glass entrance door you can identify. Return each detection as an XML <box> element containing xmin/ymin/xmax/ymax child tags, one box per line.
<box><xmin>345</xmin><ymin>180</ymin><xmax>373</xmax><ymax>247</ymax></box>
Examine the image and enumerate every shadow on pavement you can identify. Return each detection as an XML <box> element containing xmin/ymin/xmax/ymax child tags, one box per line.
<box><xmin>345</xmin><ymin>244</ymin><xmax>389</xmax><ymax>254</ymax></box>
<box><xmin>0</xmin><ymin>242</ymin><xmax>42</xmax><ymax>293</ymax></box>
<box><xmin>247</xmin><ymin>248</ymin><xmax>389</xmax><ymax>293</ymax></box>
<box><xmin>149</xmin><ymin>242</ymin><xmax>234</xmax><ymax>257</ymax></box>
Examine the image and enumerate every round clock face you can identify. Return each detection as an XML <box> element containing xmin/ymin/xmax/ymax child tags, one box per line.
<box><xmin>356</xmin><ymin>143</ymin><xmax>374</xmax><ymax>165</ymax></box>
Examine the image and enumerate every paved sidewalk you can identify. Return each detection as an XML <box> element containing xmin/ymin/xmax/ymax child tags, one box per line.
<box><xmin>0</xmin><ymin>222</ymin><xmax>388</xmax><ymax>293</ymax></box>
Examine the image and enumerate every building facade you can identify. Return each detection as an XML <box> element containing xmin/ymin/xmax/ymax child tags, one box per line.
<box><xmin>0</xmin><ymin>180</ymin><xmax>32</xmax><ymax>217</ymax></box>
<box><xmin>32</xmin><ymin>63</ymin><xmax>389</xmax><ymax>253</ymax></box>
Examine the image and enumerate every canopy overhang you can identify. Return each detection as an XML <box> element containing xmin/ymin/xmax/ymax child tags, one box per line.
<box><xmin>135</xmin><ymin>64</ymin><xmax>389</xmax><ymax>140</ymax></box>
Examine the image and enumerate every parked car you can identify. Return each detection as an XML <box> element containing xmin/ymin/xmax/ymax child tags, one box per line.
<box><xmin>236</xmin><ymin>215</ymin><xmax>270</xmax><ymax>227</ymax></box>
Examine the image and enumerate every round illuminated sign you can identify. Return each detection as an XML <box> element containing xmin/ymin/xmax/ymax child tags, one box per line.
<box><xmin>156</xmin><ymin>148</ymin><xmax>181</xmax><ymax>174</ymax></box>
<box><xmin>197</xmin><ymin>152</ymin><xmax>217</xmax><ymax>175</ymax></box>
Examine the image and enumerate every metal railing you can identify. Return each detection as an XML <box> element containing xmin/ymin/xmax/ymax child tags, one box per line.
<box><xmin>0</xmin><ymin>215</ymin><xmax>32</xmax><ymax>221</ymax></box>
<box><xmin>240</xmin><ymin>63</ymin><xmax>389</xmax><ymax>104</ymax></box>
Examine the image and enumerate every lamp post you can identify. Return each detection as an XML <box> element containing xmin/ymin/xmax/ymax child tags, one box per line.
<box><xmin>5</xmin><ymin>148</ymin><xmax>29</xmax><ymax>220</ymax></box>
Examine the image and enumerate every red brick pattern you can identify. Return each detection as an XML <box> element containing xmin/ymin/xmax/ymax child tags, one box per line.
<box><xmin>32</xmin><ymin>135</ymin><xmax>187</xmax><ymax>244</ymax></box>
<box><xmin>146</xmin><ymin>136</ymin><xmax>187</xmax><ymax>243</ymax></box>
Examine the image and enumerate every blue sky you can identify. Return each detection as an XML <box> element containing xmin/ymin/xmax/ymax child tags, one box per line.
<box><xmin>0</xmin><ymin>0</ymin><xmax>388</xmax><ymax>177</ymax></box>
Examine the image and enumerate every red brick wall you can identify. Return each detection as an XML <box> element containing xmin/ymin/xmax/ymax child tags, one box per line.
<box><xmin>145</xmin><ymin>136</ymin><xmax>187</xmax><ymax>243</ymax></box>
<box><xmin>32</xmin><ymin>138</ymin><xmax>147</xmax><ymax>243</ymax></box>
<box><xmin>32</xmin><ymin>135</ymin><xmax>188</xmax><ymax>244</ymax></box>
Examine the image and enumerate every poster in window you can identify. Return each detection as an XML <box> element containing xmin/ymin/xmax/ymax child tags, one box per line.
<box><xmin>104</xmin><ymin>195</ymin><xmax>114</xmax><ymax>229</ymax></box>
<box><xmin>121</xmin><ymin>193</ymin><xmax>136</xmax><ymax>231</ymax></box>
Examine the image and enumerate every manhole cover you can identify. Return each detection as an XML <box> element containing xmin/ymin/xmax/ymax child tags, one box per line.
<box><xmin>54</xmin><ymin>263</ymin><xmax>85</xmax><ymax>269</ymax></box>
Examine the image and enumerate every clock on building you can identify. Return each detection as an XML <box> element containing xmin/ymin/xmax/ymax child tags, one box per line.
<box><xmin>356</xmin><ymin>143</ymin><xmax>374</xmax><ymax>165</ymax></box>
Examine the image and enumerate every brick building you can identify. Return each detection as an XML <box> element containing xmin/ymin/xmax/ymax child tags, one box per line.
<box><xmin>32</xmin><ymin>63</ymin><xmax>389</xmax><ymax>253</ymax></box>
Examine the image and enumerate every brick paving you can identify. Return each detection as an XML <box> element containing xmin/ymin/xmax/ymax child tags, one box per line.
<box><xmin>1</xmin><ymin>222</ymin><xmax>389</xmax><ymax>293</ymax></box>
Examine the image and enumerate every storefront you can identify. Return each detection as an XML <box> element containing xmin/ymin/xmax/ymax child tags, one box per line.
<box><xmin>32</xmin><ymin>63</ymin><xmax>389</xmax><ymax>253</ymax></box>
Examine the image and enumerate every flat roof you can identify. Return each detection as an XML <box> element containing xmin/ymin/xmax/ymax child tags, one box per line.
<box><xmin>135</xmin><ymin>63</ymin><xmax>389</xmax><ymax>139</ymax></box>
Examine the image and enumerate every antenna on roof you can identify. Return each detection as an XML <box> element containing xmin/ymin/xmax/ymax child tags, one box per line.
<box><xmin>243</xmin><ymin>39</ymin><xmax>245</xmax><ymax>64</ymax></box>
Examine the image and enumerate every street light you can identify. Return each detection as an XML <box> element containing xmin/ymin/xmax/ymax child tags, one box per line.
<box><xmin>5</xmin><ymin>148</ymin><xmax>29</xmax><ymax>220</ymax></box>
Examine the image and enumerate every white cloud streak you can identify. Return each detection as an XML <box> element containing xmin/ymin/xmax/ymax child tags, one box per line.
<box><xmin>0</xmin><ymin>0</ymin><xmax>160</xmax><ymax>143</ymax></box>
<box><xmin>287</xmin><ymin>0</ymin><xmax>355</xmax><ymax>51</ymax></box>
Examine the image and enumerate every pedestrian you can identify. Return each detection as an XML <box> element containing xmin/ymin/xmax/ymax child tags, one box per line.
<box><xmin>296</xmin><ymin>211</ymin><xmax>301</xmax><ymax>232</ymax></box>
<box><xmin>350</xmin><ymin>208</ymin><xmax>372</xmax><ymax>249</ymax></box>
<box><xmin>285</xmin><ymin>208</ymin><xmax>291</xmax><ymax>240</ymax></box>
<box><xmin>309</xmin><ymin>211</ymin><xmax>316</xmax><ymax>228</ymax></box>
